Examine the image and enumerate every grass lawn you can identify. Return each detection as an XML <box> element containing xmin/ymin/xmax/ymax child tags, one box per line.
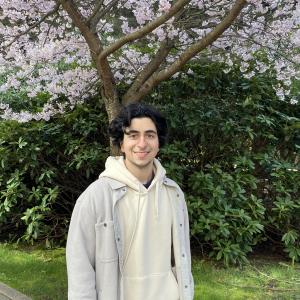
<box><xmin>193</xmin><ymin>255</ymin><xmax>300</xmax><ymax>300</ymax></box>
<box><xmin>0</xmin><ymin>243</ymin><xmax>300</xmax><ymax>299</ymax></box>
<box><xmin>0</xmin><ymin>243</ymin><xmax>67</xmax><ymax>300</ymax></box>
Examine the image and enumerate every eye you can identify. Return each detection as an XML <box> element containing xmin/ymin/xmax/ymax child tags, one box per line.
<box><xmin>129</xmin><ymin>133</ymin><xmax>138</xmax><ymax>139</ymax></box>
<box><xmin>147</xmin><ymin>133</ymin><xmax>156</xmax><ymax>139</ymax></box>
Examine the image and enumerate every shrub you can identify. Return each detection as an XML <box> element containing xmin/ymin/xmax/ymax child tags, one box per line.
<box><xmin>0</xmin><ymin>99</ymin><xmax>109</xmax><ymax>245</ymax></box>
<box><xmin>0</xmin><ymin>62</ymin><xmax>299</xmax><ymax>265</ymax></box>
<box><xmin>156</xmin><ymin>63</ymin><xmax>300</xmax><ymax>265</ymax></box>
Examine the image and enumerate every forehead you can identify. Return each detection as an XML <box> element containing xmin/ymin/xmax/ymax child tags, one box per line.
<box><xmin>127</xmin><ymin>117</ymin><xmax>157</xmax><ymax>131</ymax></box>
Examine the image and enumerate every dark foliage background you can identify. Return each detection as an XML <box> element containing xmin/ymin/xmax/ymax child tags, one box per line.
<box><xmin>0</xmin><ymin>63</ymin><xmax>299</xmax><ymax>265</ymax></box>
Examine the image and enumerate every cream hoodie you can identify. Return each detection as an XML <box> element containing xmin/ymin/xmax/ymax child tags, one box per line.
<box><xmin>100</xmin><ymin>156</ymin><xmax>179</xmax><ymax>300</ymax></box>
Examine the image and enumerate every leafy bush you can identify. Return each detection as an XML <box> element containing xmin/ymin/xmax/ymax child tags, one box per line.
<box><xmin>156</xmin><ymin>63</ymin><xmax>300</xmax><ymax>265</ymax></box>
<box><xmin>0</xmin><ymin>100</ymin><xmax>109</xmax><ymax>244</ymax></box>
<box><xmin>0</xmin><ymin>62</ymin><xmax>299</xmax><ymax>266</ymax></box>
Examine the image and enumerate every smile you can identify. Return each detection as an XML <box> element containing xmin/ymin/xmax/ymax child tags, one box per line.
<box><xmin>134</xmin><ymin>151</ymin><xmax>150</xmax><ymax>158</ymax></box>
<box><xmin>134</xmin><ymin>151</ymin><xmax>150</xmax><ymax>153</ymax></box>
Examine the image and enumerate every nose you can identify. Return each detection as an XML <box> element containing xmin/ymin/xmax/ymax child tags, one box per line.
<box><xmin>137</xmin><ymin>136</ymin><xmax>147</xmax><ymax>148</ymax></box>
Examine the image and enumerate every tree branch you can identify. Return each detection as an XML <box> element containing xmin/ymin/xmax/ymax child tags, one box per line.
<box><xmin>123</xmin><ymin>39</ymin><xmax>174</xmax><ymax>104</ymax></box>
<box><xmin>42</xmin><ymin>14</ymin><xmax>60</xmax><ymax>46</ymax></box>
<box><xmin>59</xmin><ymin>0</ymin><xmax>120</xmax><ymax>122</ymax></box>
<box><xmin>88</xmin><ymin>0</ymin><xmax>119</xmax><ymax>32</ymax></box>
<box><xmin>87</xmin><ymin>0</ymin><xmax>104</xmax><ymax>25</ymax></box>
<box><xmin>98</xmin><ymin>0</ymin><xmax>191</xmax><ymax>60</ymax></box>
<box><xmin>156</xmin><ymin>0</ymin><xmax>248</xmax><ymax>82</ymax></box>
<box><xmin>123</xmin><ymin>8</ymin><xmax>186</xmax><ymax>104</ymax></box>
<box><xmin>131</xmin><ymin>0</ymin><xmax>248</xmax><ymax>102</ymax></box>
<box><xmin>4</xmin><ymin>3</ymin><xmax>61</xmax><ymax>49</ymax></box>
<box><xmin>58</xmin><ymin>0</ymin><xmax>102</xmax><ymax>54</ymax></box>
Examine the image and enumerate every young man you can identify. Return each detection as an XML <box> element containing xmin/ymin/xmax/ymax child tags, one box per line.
<box><xmin>66</xmin><ymin>103</ymin><xmax>194</xmax><ymax>300</ymax></box>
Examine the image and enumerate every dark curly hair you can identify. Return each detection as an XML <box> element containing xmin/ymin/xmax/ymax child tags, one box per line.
<box><xmin>108</xmin><ymin>103</ymin><xmax>168</xmax><ymax>149</ymax></box>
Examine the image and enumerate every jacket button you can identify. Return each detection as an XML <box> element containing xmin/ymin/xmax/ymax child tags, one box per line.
<box><xmin>104</xmin><ymin>223</ymin><xmax>107</xmax><ymax>227</ymax></box>
<box><xmin>180</xmin><ymin>223</ymin><xmax>183</xmax><ymax>227</ymax></box>
<box><xmin>185</xmin><ymin>285</ymin><xmax>188</xmax><ymax>288</ymax></box>
<box><xmin>177</xmin><ymin>194</ymin><xmax>179</xmax><ymax>197</ymax></box>
<box><xmin>182</xmin><ymin>254</ymin><xmax>185</xmax><ymax>257</ymax></box>
<box><xmin>117</xmin><ymin>238</ymin><xmax>120</xmax><ymax>241</ymax></box>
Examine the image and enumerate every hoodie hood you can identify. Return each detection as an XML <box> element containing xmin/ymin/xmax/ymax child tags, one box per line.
<box><xmin>99</xmin><ymin>156</ymin><xmax>167</xmax><ymax>218</ymax></box>
<box><xmin>99</xmin><ymin>156</ymin><xmax>166</xmax><ymax>191</ymax></box>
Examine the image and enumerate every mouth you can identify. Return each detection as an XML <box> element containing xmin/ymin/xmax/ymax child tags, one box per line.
<box><xmin>134</xmin><ymin>151</ymin><xmax>150</xmax><ymax>159</ymax></box>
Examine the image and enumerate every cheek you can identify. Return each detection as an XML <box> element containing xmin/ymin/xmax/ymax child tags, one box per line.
<box><xmin>121</xmin><ymin>140</ymin><xmax>134</xmax><ymax>152</ymax></box>
<box><xmin>153</xmin><ymin>140</ymin><xmax>159</xmax><ymax>151</ymax></box>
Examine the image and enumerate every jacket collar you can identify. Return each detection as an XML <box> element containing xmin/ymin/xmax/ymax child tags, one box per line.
<box><xmin>162</xmin><ymin>177</ymin><xmax>179</xmax><ymax>188</ymax></box>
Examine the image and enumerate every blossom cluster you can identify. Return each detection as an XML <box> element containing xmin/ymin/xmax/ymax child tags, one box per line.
<box><xmin>0</xmin><ymin>0</ymin><xmax>299</xmax><ymax>121</ymax></box>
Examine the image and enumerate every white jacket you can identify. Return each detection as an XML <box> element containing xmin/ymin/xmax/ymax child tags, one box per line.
<box><xmin>66</xmin><ymin>157</ymin><xmax>194</xmax><ymax>300</ymax></box>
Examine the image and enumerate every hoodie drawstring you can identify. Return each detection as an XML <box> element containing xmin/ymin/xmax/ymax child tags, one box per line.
<box><xmin>122</xmin><ymin>186</ymin><xmax>141</xmax><ymax>270</ymax></box>
<box><xmin>154</xmin><ymin>181</ymin><xmax>161</xmax><ymax>219</ymax></box>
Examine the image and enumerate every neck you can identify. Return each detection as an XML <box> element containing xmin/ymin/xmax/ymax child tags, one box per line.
<box><xmin>124</xmin><ymin>160</ymin><xmax>154</xmax><ymax>183</ymax></box>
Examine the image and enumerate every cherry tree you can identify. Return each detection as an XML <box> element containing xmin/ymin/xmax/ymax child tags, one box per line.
<box><xmin>0</xmin><ymin>0</ymin><xmax>299</xmax><ymax>123</ymax></box>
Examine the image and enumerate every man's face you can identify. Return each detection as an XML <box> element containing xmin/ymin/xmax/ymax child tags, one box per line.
<box><xmin>121</xmin><ymin>117</ymin><xmax>159</xmax><ymax>171</ymax></box>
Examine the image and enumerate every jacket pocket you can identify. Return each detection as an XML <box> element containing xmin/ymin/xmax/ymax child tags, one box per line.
<box><xmin>95</xmin><ymin>220</ymin><xmax>118</xmax><ymax>262</ymax></box>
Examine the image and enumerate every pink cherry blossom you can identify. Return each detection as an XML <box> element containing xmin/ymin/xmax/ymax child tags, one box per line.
<box><xmin>0</xmin><ymin>0</ymin><xmax>299</xmax><ymax>122</ymax></box>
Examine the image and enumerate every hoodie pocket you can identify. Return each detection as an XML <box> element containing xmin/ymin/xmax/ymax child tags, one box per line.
<box><xmin>95</xmin><ymin>220</ymin><xmax>118</xmax><ymax>262</ymax></box>
<box><xmin>122</xmin><ymin>271</ymin><xmax>179</xmax><ymax>300</ymax></box>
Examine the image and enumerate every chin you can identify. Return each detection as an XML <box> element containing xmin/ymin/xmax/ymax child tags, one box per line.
<box><xmin>135</xmin><ymin>159</ymin><xmax>153</xmax><ymax>166</ymax></box>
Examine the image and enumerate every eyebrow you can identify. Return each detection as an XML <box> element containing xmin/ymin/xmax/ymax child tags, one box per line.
<box><xmin>124</xmin><ymin>129</ymin><xmax>157</xmax><ymax>135</ymax></box>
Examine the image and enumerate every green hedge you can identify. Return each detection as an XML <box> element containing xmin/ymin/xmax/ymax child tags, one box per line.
<box><xmin>156</xmin><ymin>63</ymin><xmax>300</xmax><ymax>265</ymax></box>
<box><xmin>0</xmin><ymin>102</ymin><xmax>109</xmax><ymax>245</ymax></box>
<box><xmin>0</xmin><ymin>63</ymin><xmax>299</xmax><ymax>265</ymax></box>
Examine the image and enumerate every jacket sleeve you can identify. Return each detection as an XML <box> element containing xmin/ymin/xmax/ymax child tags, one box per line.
<box><xmin>183</xmin><ymin>197</ymin><xmax>195</xmax><ymax>299</ymax></box>
<box><xmin>66</xmin><ymin>187</ymin><xmax>98</xmax><ymax>300</ymax></box>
